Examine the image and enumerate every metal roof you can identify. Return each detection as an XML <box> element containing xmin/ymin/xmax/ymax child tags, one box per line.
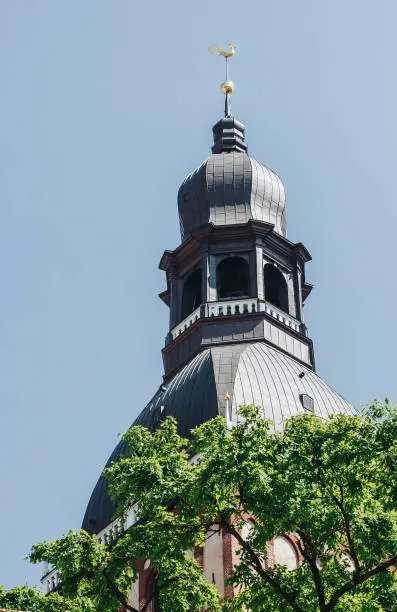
<box><xmin>82</xmin><ymin>342</ymin><xmax>353</xmax><ymax>535</ymax></box>
<box><xmin>177</xmin><ymin>152</ymin><xmax>286</xmax><ymax>242</ymax></box>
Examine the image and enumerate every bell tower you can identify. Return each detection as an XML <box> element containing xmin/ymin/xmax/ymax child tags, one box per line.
<box><xmin>159</xmin><ymin>84</ymin><xmax>314</xmax><ymax>381</ymax></box>
<box><xmin>81</xmin><ymin>48</ymin><xmax>352</xmax><ymax>568</ymax></box>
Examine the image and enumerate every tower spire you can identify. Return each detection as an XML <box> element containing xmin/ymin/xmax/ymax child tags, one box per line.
<box><xmin>209</xmin><ymin>43</ymin><xmax>237</xmax><ymax>118</ymax></box>
<box><xmin>209</xmin><ymin>43</ymin><xmax>247</xmax><ymax>154</ymax></box>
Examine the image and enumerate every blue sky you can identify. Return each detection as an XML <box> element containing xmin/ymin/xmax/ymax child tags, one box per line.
<box><xmin>1</xmin><ymin>0</ymin><xmax>396</xmax><ymax>589</ymax></box>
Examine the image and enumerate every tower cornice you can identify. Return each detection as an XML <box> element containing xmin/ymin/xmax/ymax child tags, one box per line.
<box><xmin>159</xmin><ymin>221</ymin><xmax>312</xmax><ymax>275</ymax></box>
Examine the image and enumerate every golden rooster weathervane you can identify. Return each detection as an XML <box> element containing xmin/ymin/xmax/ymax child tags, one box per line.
<box><xmin>208</xmin><ymin>43</ymin><xmax>237</xmax><ymax>118</ymax></box>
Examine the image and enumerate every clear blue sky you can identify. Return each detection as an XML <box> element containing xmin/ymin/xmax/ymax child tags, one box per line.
<box><xmin>1</xmin><ymin>0</ymin><xmax>396</xmax><ymax>589</ymax></box>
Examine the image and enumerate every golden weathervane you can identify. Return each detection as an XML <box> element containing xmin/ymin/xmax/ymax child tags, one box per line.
<box><xmin>208</xmin><ymin>43</ymin><xmax>237</xmax><ymax>117</ymax></box>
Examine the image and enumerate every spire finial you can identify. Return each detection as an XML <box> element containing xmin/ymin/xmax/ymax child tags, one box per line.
<box><xmin>209</xmin><ymin>43</ymin><xmax>237</xmax><ymax>118</ymax></box>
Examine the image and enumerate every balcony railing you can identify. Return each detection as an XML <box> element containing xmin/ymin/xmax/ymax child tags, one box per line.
<box><xmin>171</xmin><ymin>306</ymin><xmax>201</xmax><ymax>340</ymax></box>
<box><xmin>206</xmin><ymin>297</ymin><xmax>257</xmax><ymax>318</ymax></box>
<box><xmin>258</xmin><ymin>301</ymin><xmax>302</xmax><ymax>333</ymax></box>
<box><xmin>170</xmin><ymin>298</ymin><xmax>303</xmax><ymax>341</ymax></box>
<box><xmin>42</xmin><ymin>505</ymin><xmax>138</xmax><ymax>594</ymax></box>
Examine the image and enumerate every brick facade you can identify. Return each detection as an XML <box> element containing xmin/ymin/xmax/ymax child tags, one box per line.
<box><xmin>130</xmin><ymin>525</ymin><xmax>301</xmax><ymax>609</ymax></box>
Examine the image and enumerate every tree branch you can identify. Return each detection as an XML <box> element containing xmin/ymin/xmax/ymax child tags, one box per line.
<box><xmin>220</xmin><ymin>518</ymin><xmax>303</xmax><ymax>612</ymax></box>
<box><xmin>333</xmin><ymin>485</ymin><xmax>360</xmax><ymax>574</ymax></box>
<box><xmin>103</xmin><ymin>569</ymin><xmax>137</xmax><ymax>612</ymax></box>
<box><xmin>313</xmin><ymin>461</ymin><xmax>361</xmax><ymax>575</ymax></box>
<box><xmin>112</xmin><ymin>585</ymin><xmax>137</xmax><ymax>612</ymax></box>
<box><xmin>296</xmin><ymin>530</ymin><xmax>326</xmax><ymax>612</ymax></box>
<box><xmin>325</xmin><ymin>554</ymin><xmax>397</xmax><ymax>611</ymax></box>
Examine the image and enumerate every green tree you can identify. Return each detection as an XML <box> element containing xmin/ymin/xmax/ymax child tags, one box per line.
<box><xmin>7</xmin><ymin>400</ymin><xmax>397</xmax><ymax>611</ymax></box>
<box><xmin>0</xmin><ymin>583</ymin><xmax>88</xmax><ymax>611</ymax></box>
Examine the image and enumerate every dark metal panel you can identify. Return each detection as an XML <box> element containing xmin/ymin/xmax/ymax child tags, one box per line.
<box><xmin>178</xmin><ymin>152</ymin><xmax>287</xmax><ymax>242</ymax></box>
<box><xmin>82</xmin><ymin>349</ymin><xmax>219</xmax><ymax>534</ymax></box>
<box><xmin>82</xmin><ymin>343</ymin><xmax>353</xmax><ymax>535</ymax></box>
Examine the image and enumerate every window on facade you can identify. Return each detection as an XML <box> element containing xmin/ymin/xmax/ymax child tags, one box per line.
<box><xmin>146</xmin><ymin>572</ymin><xmax>160</xmax><ymax>611</ymax></box>
<box><xmin>273</xmin><ymin>536</ymin><xmax>298</xmax><ymax>570</ymax></box>
<box><xmin>204</xmin><ymin>525</ymin><xmax>225</xmax><ymax>597</ymax></box>
<box><xmin>263</xmin><ymin>264</ymin><xmax>289</xmax><ymax>313</ymax></box>
<box><xmin>340</xmin><ymin>552</ymin><xmax>355</xmax><ymax>572</ymax></box>
<box><xmin>241</xmin><ymin>520</ymin><xmax>255</xmax><ymax>542</ymax></box>
<box><xmin>181</xmin><ymin>269</ymin><xmax>202</xmax><ymax>320</ymax></box>
<box><xmin>217</xmin><ymin>256</ymin><xmax>249</xmax><ymax>300</ymax></box>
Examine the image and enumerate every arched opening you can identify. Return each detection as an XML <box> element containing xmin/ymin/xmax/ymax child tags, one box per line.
<box><xmin>181</xmin><ymin>269</ymin><xmax>202</xmax><ymax>320</ymax></box>
<box><xmin>264</xmin><ymin>264</ymin><xmax>289</xmax><ymax>313</ymax></box>
<box><xmin>217</xmin><ymin>257</ymin><xmax>249</xmax><ymax>300</ymax></box>
<box><xmin>145</xmin><ymin>572</ymin><xmax>160</xmax><ymax>611</ymax></box>
<box><xmin>273</xmin><ymin>536</ymin><xmax>298</xmax><ymax>570</ymax></box>
<box><xmin>204</xmin><ymin>526</ymin><xmax>225</xmax><ymax>596</ymax></box>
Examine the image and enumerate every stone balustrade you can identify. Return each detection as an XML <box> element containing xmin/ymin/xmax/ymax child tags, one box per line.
<box><xmin>42</xmin><ymin>506</ymin><xmax>139</xmax><ymax>594</ymax></box>
<box><xmin>96</xmin><ymin>517</ymin><xmax>123</xmax><ymax>547</ymax></box>
<box><xmin>170</xmin><ymin>298</ymin><xmax>303</xmax><ymax>341</ymax></box>
<box><xmin>206</xmin><ymin>297</ymin><xmax>258</xmax><ymax>318</ymax></box>
<box><xmin>171</xmin><ymin>306</ymin><xmax>201</xmax><ymax>340</ymax></box>
<box><xmin>42</xmin><ymin>568</ymin><xmax>61</xmax><ymax>595</ymax></box>
<box><xmin>257</xmin><ymin>301</ymin><xmax>302</xmax><ymax>333</ymax></box>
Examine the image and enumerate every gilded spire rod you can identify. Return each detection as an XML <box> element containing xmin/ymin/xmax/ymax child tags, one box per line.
<box><xmin>209</xmin><ymin>43</ymin><xmax>237</xmax><ymax>118</ymax></box>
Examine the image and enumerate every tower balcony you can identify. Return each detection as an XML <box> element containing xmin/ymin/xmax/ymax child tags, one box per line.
<box><xmin>41</xmin><ymin>506</ymin><xmax>139</xmax><ymax>594</ymax></box>
<box><xmin>170</xmin><ymin>298</ymin><xmax>303</xmax><ymax>341</ymax></box>
<box><xmin>163</xmin><ymin>298</ymin><xmax>313</xmax><ymax>380</ymax></box>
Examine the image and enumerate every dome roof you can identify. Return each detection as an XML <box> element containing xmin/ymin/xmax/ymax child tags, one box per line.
<box><xmin>178</xmin><ymin>153</ymin><xmax>286</xmax><ymax>242</ymax></box>
<box><xmin>82</xmin><ymin>342</ymin><xmax>353</xmax><ymax>535</ymax></box>
<box><xmin>177</xmin><ymin>116</ymin><xmax>286</xmax><ymax>241</ymax></box>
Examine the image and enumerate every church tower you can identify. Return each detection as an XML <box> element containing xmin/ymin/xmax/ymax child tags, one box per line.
<box><xmin>74</xmin><ymin>51</ymin><xmax>353</xmax><ymax>607</ymax></box>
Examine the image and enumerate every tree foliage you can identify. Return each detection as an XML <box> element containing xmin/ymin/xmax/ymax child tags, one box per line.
<box><xmin>3</xmin><ymin>401</ymin><xmax>397</xmax><ymax>611</ymax></box>
<box><xmin>0</xmin><ymin>583</ymin><xmax>85</xmax><ymax>611</ymax></box>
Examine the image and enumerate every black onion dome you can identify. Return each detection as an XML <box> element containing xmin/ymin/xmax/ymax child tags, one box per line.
<box><xmin>82</xmin><ymin>343</ymin><xmax>353</xmax><ymax>535</ymax></box>
<box><xmin>177</xmin><ymin>117</ymin><xmax>286</xmax><ymax>241</ymax></box>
